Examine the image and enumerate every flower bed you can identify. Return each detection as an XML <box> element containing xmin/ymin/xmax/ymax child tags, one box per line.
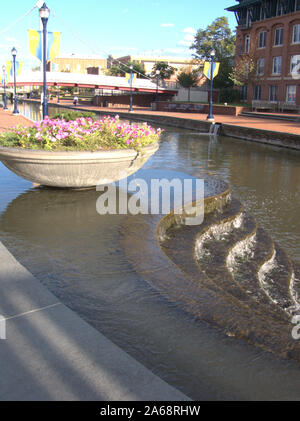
<box><xmin>0</xmin><ymin>115</ymin><xmax>162</xmax><ymax>151</ymax></box>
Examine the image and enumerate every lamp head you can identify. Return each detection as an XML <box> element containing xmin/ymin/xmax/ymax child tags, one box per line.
<box><xmin>39</xmin><ymin>2</ymin><xmax>50</xmax><ymax>19</ymax></box>
<box><xmin>156</xmin><ymin>70</ymin><xmax>160</xmax><ymax>76</ymax></box>
<box><xmin>130</xmin><ymin>64</ymin><xmax>133</xmax><ymax>71</ymax></box>
<box><xmin>210</xmin><ymin>49</ymin><xmax>216</xmax><ymax>57</ymax></box>
<box><xmin>11</xmin><ymin>47</ymin><xmax>17</xmax><ymax>57</ymax></box>
<box><xmin>2</xmin><ymin>65</ymin><xmax>6</xmax><ymax>72</ymax></box>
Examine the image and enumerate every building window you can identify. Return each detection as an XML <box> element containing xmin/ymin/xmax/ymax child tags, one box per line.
<box><xmin>241</xmin><ymin>85</ymin><xmax>248</xmax><ymax>101</ymax></box>
<box><xmin>76</xmin><ymin>64</ymin><xmax>81</xmax><ymax>72</ymax></box>
<box><xmin>257</xmin><ymin>58</ymin><xmax>265</xmax><ymax>75</ymax></box>
<box><xmin>245</xmin><ymin>35</ymin><xmax>251</xmax><ymax>53</ymax></box>
<box><xmin>258</xmin><ymin>31</ymin><xmax>267</xmax><ymax>48</ymax></box>
<box><xmin>269</xmin><ymin>85</ymin><xmax>278</xmax><ymax>102</ymax></box>
<box><xmin>290</xmin><ymin>55</ymin><xmax>300</xmax><ymax>75</ymax></box>
<box><xmin>293</xmin><ymin>24</ymin><xmax>300</xmax><ymax>43</ymax></box>
<box><xmin>286</xmin><ymin>85</ymin><xmax>296</xmax><ymax>103</ymax></box>
<box><xmin>276</xmin><ymin>0</ymin><xmax>284</xmax><ymax>15</ymax></box>
<box><xmin>272</xmin><ymin>56</ymin><xmax>282</xmax><ymax>74</ymax></box>
<box><xmin>296</xmin><ymin>0</ymin><xmax>300</xmax><ymax>11</ymax></box>
<box><xmin>254</xmin><ymin>85</ymin><xmax>261</xmax><ymax>100</ymax></box>
<box><xmin>274</xmin><ymin>27</ymin><xmax>284</xmax><ymax>46</ymax></box>
<box><xmin>65</xmin><ymin>64</ymin><xmax>70</xmax><ymax>71</ymax></box>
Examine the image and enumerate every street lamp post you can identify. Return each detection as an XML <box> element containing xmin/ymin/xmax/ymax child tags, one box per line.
<box><xmin>155</xmin><ymin>70</ymin><xmax>160</xmax><ymax>105</ymax></box>
<box><xmin>206</xmin><ymin>49</ymin><xmax>216</xmax><ymax>123</ymax></box>
<box><xmin>39</xmin><ymin>2</ymin><xmax>50</xmax><ymax>119</ymax></box>
<box><xmin>129</xmin><ymin>64</ymin><xmax>133</xmax><ymax>112</ymax></box>
<box><xmin>2</xmin><ymin>65</ymin><xmax>8</xmax><ymax>110</ymax></box>
<box><xmin>57</xmin><ymin>86</ymin><xmax>60</xmax><ymax>103</ymax></box>
<box><xmin>11</xmin><ymin>47</ymin><xmax>19</xmax><ymax>115</ymax></box>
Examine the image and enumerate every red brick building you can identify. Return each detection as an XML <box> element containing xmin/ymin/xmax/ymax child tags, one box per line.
<box><xmin>226</xmin><ymin>0</ymin><xmax>300</xmax><ymax>108</ymax></box>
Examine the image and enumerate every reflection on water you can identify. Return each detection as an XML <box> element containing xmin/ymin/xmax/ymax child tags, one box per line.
<box><xmin>0</xmin><ymin>123</ymin><xmax>300</xmax><ymax>400</ymax></box>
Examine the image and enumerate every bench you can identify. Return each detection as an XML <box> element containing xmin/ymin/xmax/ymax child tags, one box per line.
<box><xmin>252</xmin><ymin>101</ymin><xmax>278</xmax><ymax>112</ymax></box>
<box><xmin>278</xmin><ymin>102</ymin><xmax>300</xmax><ymax>113</ymax></box>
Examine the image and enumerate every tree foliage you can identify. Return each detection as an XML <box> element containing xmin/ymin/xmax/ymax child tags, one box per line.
<box><xmin>106</xmin><ymin>61</ymin><xmax>146</xmax><ymax>78</ymax></box>
<box><xmin>190</xmin><ymin>16</ymin><xmax>236</xmax><ymax>89</ymax></box>
<box><xmin>229</xmin><ymin>55</ymin><xmax>257</xmax><ymax>86</ymax></box>
<box><xmin>151</xmin><ymin>61</ymin><xmax>176</xmax><ymax>80</ymax></box>
<box><xmin>177</xmin><ymin>70</ymin><xmax>199</xmax><ymax>101</ymax></box>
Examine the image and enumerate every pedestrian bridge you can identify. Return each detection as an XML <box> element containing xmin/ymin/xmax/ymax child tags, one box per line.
<box><xmin>6</xmin><ymin>71</ymin><xmax>178</xmax><ymax>95</ymax></box>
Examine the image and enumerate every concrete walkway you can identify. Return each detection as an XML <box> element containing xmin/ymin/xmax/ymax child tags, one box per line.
<box><xmin>55</xmin><ymin>100</ymin><xmax>300</xmax><ymax>136</ymax></box>
<box><xmin>0</xmin><ymin>242</ymin><xmax>190</xmax><ymax>401</ymax></box>
<box><xmin>1</xmin><ymin>102</ymin><xmax>299</xmax><ymax>135</ymax></box>
<box><xmin>0</xmin><ymin>109</ymin><xmax>32</xmax><ymax>132</ymax></box>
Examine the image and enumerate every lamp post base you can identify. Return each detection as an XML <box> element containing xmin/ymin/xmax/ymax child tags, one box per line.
<box><xmin>206</xmin><ymin>116</ymin><xmax>215</xmax><ymax>123</ymax></box>
<box><xmin>128</xmin><ymin>110</ymin><xmax>134</xmax><ymax>113</ymax></box>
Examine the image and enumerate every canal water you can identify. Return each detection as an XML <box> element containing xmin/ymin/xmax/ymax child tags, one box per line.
<box><xmin>0</xmin><ymin>102</ymin><xmax>300</xmax><ymax>400</ymax></box>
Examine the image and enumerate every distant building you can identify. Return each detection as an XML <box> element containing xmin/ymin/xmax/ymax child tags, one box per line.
<box><xmin>226</xmin><ymin>0</ymin><xmax>300</xmax><ymax>107</ymax></box>
<box><xmin>49</xmin><ymin>54</ymin><xmax>107</xmax><ymax>74</ymax></box>
<box><xmin>109</xmin><ymin>55</ymin><xmax>202</xmax><ymax>82</ymax></box>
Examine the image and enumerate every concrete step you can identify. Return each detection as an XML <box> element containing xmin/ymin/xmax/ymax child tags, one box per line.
<box><xmin>227</xmin><ymin>227</ymin><xmax>288</xmax><ymax>321</ymax></box>
<box><xmin>258</xmin><ymin>244</ymin><xmax>295</xmax><ymax>313</ymax></box>
<box><xmin>239</xmin><ymin>111</ymin><xmax>300</xmax><ymax>122</ymax></box>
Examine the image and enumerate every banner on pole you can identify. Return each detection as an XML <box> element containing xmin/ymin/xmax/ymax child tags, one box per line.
<box><xmin>125</xmin><ymin>73</ymin><xmax>137</xmax><ymax>85</ymax></box>
<box><xmin>29</xmin><ymin>29</ymin><xmax>61</xmax><ymax>62</ymax></box>
<box><xmin>6</xmin><ymin>60</ymin><xmax>23</xmax><ymax>82</ymax></box>
<box><xmin>203</xmin><ymin>61</ymin><xmax>220</xmax><ymax>80</ymax></box>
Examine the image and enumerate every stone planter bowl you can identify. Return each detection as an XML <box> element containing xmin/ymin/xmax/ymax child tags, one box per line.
<box><xmin>0</xmin><ymin>143</ymin><xmax>159</xmax><ymax>188</ymax></box>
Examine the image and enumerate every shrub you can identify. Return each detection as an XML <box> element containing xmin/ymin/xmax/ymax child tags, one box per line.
<box><xmin>51</xmin><ymin>110</ymin><xmax>96</xmax><ymax>121</ymax></box>
<box><xmin>219</xmin><ymin>88</ymin><xmax>241</xmax><ymax>104</ymax></box>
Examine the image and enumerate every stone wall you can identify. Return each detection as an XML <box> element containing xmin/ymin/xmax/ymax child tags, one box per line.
<box><xmin>155</xmin><ymin>102</ymin><xmax>247</xmax><ymax>116</ymax></box>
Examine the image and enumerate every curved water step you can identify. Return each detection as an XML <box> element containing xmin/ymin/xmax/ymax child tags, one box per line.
<box><xmin>227</xmin><ymin>227</ymin><xmax>289</xmax><ymax>321</ymax></box>
<box><xmin>162</xmin><ymin>201</ymin><xmax>289</xmax><ymax>323</ymax></box>
<box><xmin>122</xmin><ymin>210</ymin><xmax>300</xmax><ymax>362</ymax></box>
<box><xmin>194</xmin><ymin>213</ymin><xmax>289</xmax><ymax>322</ymax></box>
<box><xmin>291</xmin><ymin>262</ymin><xmax>300</xmax><ymax>309</ymax></box>
<box><xmin>258</xmin><ymin>244</ymin><xmax>295</xmax><ymax>314</ymax></box>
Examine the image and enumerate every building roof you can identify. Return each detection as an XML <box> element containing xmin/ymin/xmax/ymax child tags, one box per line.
<box><xmin>226</xmin><ymin>0</ymin><xmax>262</xmax><ymax>12</ymax></box>
<box><xmin>53</xmin><ymin>54</ymin><xmax>106</xmax><ymax>60</ymax></box>
<box><xmin>116</xmin><ymin>55</ymin><xmax>198</xmax><ymax>64</ymax></box>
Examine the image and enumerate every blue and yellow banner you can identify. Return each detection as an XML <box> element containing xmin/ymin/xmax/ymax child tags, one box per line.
<box><xmin>203</xmin><ymin>61</ymin><xmax>220</xmax><ymax>80</ymax></box>
<box><xmin>125</xmin><ymin>72</ymin><xmax>137</xmax><ymax>85</ymax></box>
<box><xmin>6</xmin><ymin>60</ymin><xmax>23</xmax><ymax>82</ymax></box>
<box><xmin>29</xmin><ymin>29</ymin><xmax>61</xmax><ymax>62</ymax></box>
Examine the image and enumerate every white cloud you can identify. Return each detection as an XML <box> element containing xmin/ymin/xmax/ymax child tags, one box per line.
<box><xmin>161</xmin><ymin>23</ymin><xmax>174</xmax><ymax>28</ymax></box>
<box><xmin>183</xmin><ymin>27</ymin><xmax>196</xmax><ymax>34</ymax></box>
<box><xmin>178</xmin><ymin>32</ymin><xmax>195</xmax><ymax>47</ymax></box>
<box><xmin>178</xmin><ymin>40</ymin><xmax>192</xmax><ymax>47</ymax></box>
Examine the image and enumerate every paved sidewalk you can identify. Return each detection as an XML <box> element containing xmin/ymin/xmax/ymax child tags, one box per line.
<box><xmin>55</xmin><ymin>100</ymin><xmax>300</xmax><ymax>136</ymax></box>
<box><xmin>0</xmin><ymin>109</ymin><xmax>32</xmax><ymax>133</ymax></box>
<box><xmin>1</xmin><ymin>102</ymin><xmax>299</xmax><ymax>136</ymax></box>
<box><xmin>0</xmin><ymin>242</ymin><xmax>190</xmax><ymax>401</ymax></box>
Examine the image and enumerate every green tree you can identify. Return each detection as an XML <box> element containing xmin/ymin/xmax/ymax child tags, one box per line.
<box><xmin>191</xmin><ymin>16</ymin><xmax>236</xmax><ymax>90</ymax></box>
<box><xmin>151</xmin><ymin>61</ymin><xmax>176</xmax><ymax>81</ymax></box>
<box><xmin>177</xmin><ymin>70</ymin><xmax>199</xmax><ymax>101</ymax></box>
<box><xmin>229</xmin><ymin>55</ymin><xmax>256</xmax><ymax>87</ymax></box>
<box><xmin>31</xmin><ymin>65</ymin><xmax>41</xmax><ymax>72</ymax></box>
<box><xmin>106</xmin><ymin>61</ymin><xmax>146</xmax><ymax>78</ymax></box>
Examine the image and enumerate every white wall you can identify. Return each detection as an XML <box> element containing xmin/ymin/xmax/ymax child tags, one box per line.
<box><xmin>173</xmin><ymin>87</ymin><xmax>208</xmax><ymax>102</ymax></box>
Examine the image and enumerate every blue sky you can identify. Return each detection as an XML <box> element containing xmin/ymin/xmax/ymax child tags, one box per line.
<box><xmin>0</xmin><ymin>0</ymin><xmax>237</xmax><ymax>70</ymax></box>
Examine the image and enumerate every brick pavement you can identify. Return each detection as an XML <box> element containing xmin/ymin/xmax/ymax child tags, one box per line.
<box><xmin>0</xmin><ymin>108</ymin><xmax>33</xmax><ymax>133</ymax></box>
<box><xmin>1</xmin><ymin>101</ymin><xmax>299</xmax><ymax>136</ymax></box>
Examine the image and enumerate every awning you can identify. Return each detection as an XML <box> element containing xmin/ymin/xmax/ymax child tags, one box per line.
<box><xmin>226</xmin><ymin>0</ymin><xmax>262</xmax><ymax>12</ymax></box>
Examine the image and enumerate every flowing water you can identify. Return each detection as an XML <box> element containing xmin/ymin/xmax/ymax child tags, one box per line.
<box><xmin>0</xmin><ymin>102</ymin><xmax>300</xmax><ymax>400</ymax></box>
